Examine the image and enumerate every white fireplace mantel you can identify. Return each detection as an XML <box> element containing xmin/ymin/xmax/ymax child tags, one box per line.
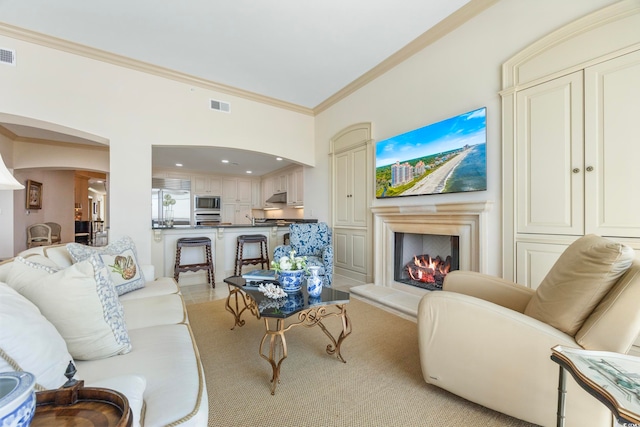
<box><xmin>351</xmin><ymin>201</ymin><xmax>493</xmax><ymax>319</ymax></box>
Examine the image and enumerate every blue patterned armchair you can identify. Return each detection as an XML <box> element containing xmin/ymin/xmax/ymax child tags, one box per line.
<box><xmin>273</xmin><ymin>223</ymin><xmax>333</xmax><ymax>287</ymax></box>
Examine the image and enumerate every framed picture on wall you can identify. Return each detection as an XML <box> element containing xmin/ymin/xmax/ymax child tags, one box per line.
<box><xmin>26</xmin><ymin>179</ymin><xmax>43</xmax><ymax>209</ymax></box>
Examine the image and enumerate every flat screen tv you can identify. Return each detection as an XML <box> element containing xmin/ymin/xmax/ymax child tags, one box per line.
<box><xmin>375</xmin><ymin>107</ymin><xmax>486</xmax><ymax>198</ymax></box>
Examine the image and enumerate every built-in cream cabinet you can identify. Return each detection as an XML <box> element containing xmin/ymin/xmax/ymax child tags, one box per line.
<box><xmin>192</xmin><ymin>176</ymin><xmax>222</xmax><ymax>195</ymax></box>
<box><xmin>502</xmin><ymin>1</ymin><xmax>640</xmax><ymax>286</ymax></box>
<box><xmin>330</xmin><ymin>123</ymin><xmax>373</xmax><ymax>283</ymax></box>
<box><xmin>287</xmin><ymin>167</ymin><xmax>304</xmax><ymax>206</ymax></box>
<box><xmin>222</xmin><ymin>178</ymin><xmax>253</xmax><ymax>223</ymax></box>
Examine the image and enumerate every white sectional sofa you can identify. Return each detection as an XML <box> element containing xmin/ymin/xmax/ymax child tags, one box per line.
<box><xmin>0</xmin><ymin>240</ymin><xmax>208</xmax><ymax>427</ymax></box>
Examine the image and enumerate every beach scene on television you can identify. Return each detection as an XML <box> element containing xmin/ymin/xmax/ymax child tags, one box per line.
<box><xmin>376</xmin><ymin>107</ymin><xmax>487</xmax><ymax>198</ymax></box>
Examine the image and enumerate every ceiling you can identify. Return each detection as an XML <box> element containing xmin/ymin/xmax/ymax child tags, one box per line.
<box><xmin>0</xmin><ymin>0</ymin><xmax>472</xmax><ymax>177</ymax></box>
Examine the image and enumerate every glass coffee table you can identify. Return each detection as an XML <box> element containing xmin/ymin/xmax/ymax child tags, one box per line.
<box><xmin>223</xmin><ymin>275</ymin><xmax>352</xmax><ymax>395</ymax></box>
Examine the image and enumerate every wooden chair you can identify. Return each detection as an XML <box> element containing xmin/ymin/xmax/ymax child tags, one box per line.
<box><xmin>45</xmin><ymin>222</ymin><xmax>62</xmax><ymax>244</ymax></box>
<box><xmin>27</xmin><ymin>223</ymin><xmax>52</xmax><ymax>248</ymax></box>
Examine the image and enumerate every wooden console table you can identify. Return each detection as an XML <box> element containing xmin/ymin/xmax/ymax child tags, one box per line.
<box><xmin>551</xmin><ymin>345</ymin><xmax>640</xmax><ymax>427</ymax></box>
<box><xmin>33</xmin><ymin>381</ymin><xmax>132</xmax><ymax>427</ymax></box>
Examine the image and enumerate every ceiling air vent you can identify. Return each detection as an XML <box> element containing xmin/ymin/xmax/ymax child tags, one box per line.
<box><xmin>210</xmin><ymin>98</ymin><xmax>231</xmax><ymax>113</ymax></box>
<box><xmin>0</xmin><ymin>48</ymin><xmax>16</xmax><ymax>66</ymax></box>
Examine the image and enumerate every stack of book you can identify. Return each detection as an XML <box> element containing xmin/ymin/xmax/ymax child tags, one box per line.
<box><xmin>241</xmin><ymin>269</ymin><xmax>277</xmax><ymax>283</ymax></box>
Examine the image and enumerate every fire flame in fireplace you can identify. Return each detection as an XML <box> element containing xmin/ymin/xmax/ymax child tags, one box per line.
<box><xmin>406</xmin><ymin>254</ymin><xmax>452</xmax><ymax>286</ymax></box>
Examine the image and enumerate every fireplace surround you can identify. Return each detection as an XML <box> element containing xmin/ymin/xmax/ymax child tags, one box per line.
<box><xmin>350</xmin><ymin>202</ymin><xmax>492</xmax><ymax>317</ymax></box>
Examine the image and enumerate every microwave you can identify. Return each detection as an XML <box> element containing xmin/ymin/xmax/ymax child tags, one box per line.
<box><xmin>194</xmin><ymin>195</ymin><xmax>221</xmax><ymax>211</ymax></box>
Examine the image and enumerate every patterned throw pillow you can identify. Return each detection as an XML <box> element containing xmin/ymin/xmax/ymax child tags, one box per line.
<box><xmin>6</xmin><ymin>254</ymin><xmax>132</xmax><ymax>360</ymax></box>
<box><xmin>67</xmin><ymin>236</ymin><xmax>146</xmax><ymax>295</ymax></box>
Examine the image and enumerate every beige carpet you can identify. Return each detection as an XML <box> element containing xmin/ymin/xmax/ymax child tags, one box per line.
<box><xmin>187</xmin><ymin>297</ymin><xmax>538</xmax><ymax>427</ymax></box>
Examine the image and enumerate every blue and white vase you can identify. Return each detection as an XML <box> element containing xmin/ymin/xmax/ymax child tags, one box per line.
<box><xmin>0</xmin><ymin>372</ymin><xmax>36</xmax><ymax>427</ymax></box>
<box><xmin>277</xmin><ymin>269</ymin><xmax>305</xmax><ymax>292</ymax></box>
<box><xmin>306</xmin><ymin>266</ymin><xmax>323</xmax><ymax>297</ymax></box>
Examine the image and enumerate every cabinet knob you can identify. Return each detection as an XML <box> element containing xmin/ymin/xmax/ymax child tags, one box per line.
<box><xmin>572</xmin><ymin>168</ymin><xmax>580</xmax><ymax>174</ymax></box>
<box><xmin>586</xmin><ymin>166</ymin><xmax>594</xmax><ymax>172</ymax></box>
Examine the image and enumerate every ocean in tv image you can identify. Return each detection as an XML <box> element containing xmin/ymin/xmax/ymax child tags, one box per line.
<box><xmin>376</xmin><ymin>107</ymin><xmax>487</xmax><ymax>198</ymax></box>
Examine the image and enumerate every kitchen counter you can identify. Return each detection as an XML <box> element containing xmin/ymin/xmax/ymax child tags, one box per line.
<box><xmin>151</xmin><ymin>218</ymin><xmax>317</xmax><ymax>230</ymax></box>
<box><xmin>151</xmin><ymin>223</ymin><xmax>308</xmax><ymax>285</ymax></box>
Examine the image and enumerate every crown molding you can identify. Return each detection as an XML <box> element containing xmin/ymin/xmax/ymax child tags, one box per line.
<box><xmin>0</xmin><ymin>23</ymin><xmax>315</xmax><ymax>116</ymax></box>
<box><xmin>312</xmin><ymin>0</ymin><xmax>499</xmax><ymax>114</ymax></box>
<box><xmin>1</xmin><ymin>0</ymin><xmax>496</xmax><ymax>118</ymax></box>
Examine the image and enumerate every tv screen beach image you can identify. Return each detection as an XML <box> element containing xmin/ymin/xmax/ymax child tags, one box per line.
<box><xmin>375</xmin><ymin>107</ymin><xmax>487</xmax><ymax>198</ymax></box>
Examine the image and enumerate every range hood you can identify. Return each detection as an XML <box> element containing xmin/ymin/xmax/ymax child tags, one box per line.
<box><xmin>266</xmin><ymin>192</ymin><xmax>287</xmax><ymax>203</ymax></box>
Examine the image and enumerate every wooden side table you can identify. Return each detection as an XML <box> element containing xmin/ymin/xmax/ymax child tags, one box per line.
<box><xmin>551</xmin><ymin>345</ymin><xmax>640</xmax><ymax>427</ymax></box>
<box><xmin>33</xmin><ymin>381</ymin><xmax>132</xmax><ymax>427</ymax></box>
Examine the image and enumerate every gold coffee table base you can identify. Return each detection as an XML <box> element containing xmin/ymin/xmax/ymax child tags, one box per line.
<box><xmin>259</xmin><ymin>304</ymin><xmax>351</xmax><ymax>395</ymax></box>
<box><xmin>224</xmin><ymin>280</ymin><xmax>351</xmax><ymax>395</ymax></box>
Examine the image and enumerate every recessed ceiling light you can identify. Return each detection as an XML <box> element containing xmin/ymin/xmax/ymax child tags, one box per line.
<box><xmin>175</xmin><ymin>163</ymin><xmax>183</xmax><ymax>167</ymax></box>
<box><xmin>276</xmin><ymin>157</ymin><xmax>283</xmax><ymax>161</ymax></box>
<box><xmin>221</xmin><ymin>159</ymin><xmax>229</xmax><ymax>163</ymax></box>
<box><xmin>246</xmin><ymin>171</ymin><xmax>252</xmax><ymax>174</ymax></box>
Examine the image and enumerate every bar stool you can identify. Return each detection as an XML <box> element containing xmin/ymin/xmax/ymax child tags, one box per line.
<box><xmin>234</xmin><ymin>234</ymin><xmax>270</xmax><ymax>276</ymax></box>
<box><xmin>174</xmin><ymin>237</ymin><xmax>215</xmax><ymax>287</ymax></box>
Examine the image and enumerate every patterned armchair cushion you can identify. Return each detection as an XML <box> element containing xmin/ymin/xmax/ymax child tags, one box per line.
<box><xmin>289</xmin><ymin>223</ymin><xmax>331</xmax><ymax>257</ymax></box>
<box><xmin>273</xmin><ymin>223</ymin><xmax>333</xmax><ymax>286</ymax></box>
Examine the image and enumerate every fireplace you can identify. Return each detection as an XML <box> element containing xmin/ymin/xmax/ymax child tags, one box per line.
<box><xmin>394</xmin><ymin>233</ymin><xmax>459</xmax><ymax>290</ymax></box>
<box><xmin>350</xmin><ymin>202</ymin><xmax>492</xmax><ymax>317</ymax></box>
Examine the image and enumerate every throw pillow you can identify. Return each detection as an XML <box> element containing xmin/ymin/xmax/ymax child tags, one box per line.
<box><xmin>0</xmin><ymin>282</ymin><xmax>73</xmax><ymax>390</ymax></box>
<box><xmin>524</xmin><ymin>234</ymin><xmax>635</xmax><ymax>336</ymax></box>
<box><xmin>67</xmin><ymin>236</ymin><xmax>146</xmax><ymax>295</ymax></box>
<box><xmin>6</xmin><ymin>254</ymin><xmax>132</xmax><ymax>360</ymax></box>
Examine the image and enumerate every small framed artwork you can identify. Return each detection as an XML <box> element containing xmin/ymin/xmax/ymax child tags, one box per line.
<box><xmin>26</xmin><ymin>180</ymin><xmax>43</xmax><ymax>209</ymax></box>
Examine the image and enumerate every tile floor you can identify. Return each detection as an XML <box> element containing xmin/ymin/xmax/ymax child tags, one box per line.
<box><xmin>179</xmin><ymin>274</ymin><xmax>363</xmax><ymax>305</ymax></box>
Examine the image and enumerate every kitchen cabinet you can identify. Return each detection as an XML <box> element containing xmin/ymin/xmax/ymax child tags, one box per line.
<box><xmin>261</xmin><ymin>177</ymin><xmax>275</xmax><ymax>208</ymax></box>
<box><xmin>287</xmin><ymin>167</ymin><xmax>304</xmax><ymax>206</ymax></box>
<box><xmin>193</xmin><ymin>176</ymin><xmax>222</xmax><ymax>195</ymax></box>
<box><xmin>261</xmin><ymin>171</ymin><xmax>288</xmax><ymax>209</ymax></box>
<box><xmin>223</xmin><ymin>178</ymin><xmax>252</xmax><ymax>203</ymax></box>
<box><xmin>222</xmin><ymin>203</ymin><xmax>251</xmax><ymax>224</ymax></box>
<box><xmin>222</xmin><ymin>178</ymin><xmax>253</xmax><ymax>223</ymax></box>
<box><xmin>502</xmin><ymin>13</ymin><xmax>640</xmax><ymax>286</ymax></box>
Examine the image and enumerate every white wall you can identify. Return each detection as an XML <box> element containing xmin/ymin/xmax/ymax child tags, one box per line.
<box><xmin>0</xmin><ymin>0</ymin><xmax>619</xmax><ymax>272</ymax></box>
<box><xmin>0</xmin><ymin>34</ymin><xmax>315</xmax><ymax>263</ymax></box>
<box><xmin>0</xmin><ymin>134</ymin><xmax>18</xmax><ymax>258</ymax></box>
<box><xmin>309</xmin><ymin>0</ymin><xmax>617</xmax><ymax>276</ymax></box>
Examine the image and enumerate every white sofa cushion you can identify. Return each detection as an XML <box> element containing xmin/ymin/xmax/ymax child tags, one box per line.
<box><xmin>67</xmin><ymin>236</ymin><xmax>146</xmax><ymax>296</ymax></box>
<box><xmin>6</xmin><ymin>254</ymin><xmax>132</xmax><ymax>360</ymax></box>
<box><xmin>0</xmin><ymin>282</ymin><xmax>72</xmax><ymax>391</ymax></box>
<box><xmin>118</xmin><ymin>277</ymin><xmax>179</xmax><ymax>301</ymax></box>
<box><xmin>87</xmin><ymin>375</ymin><xmax>146</xmax><ymax>427</ymax></box>
<box><xmin>75</xmin><ymin>323</ymin><xmax>205</xmax><ymax>427</ymax></box>
<box><xmin>121</xmin><ymin>294</ymin><xmax>187</xmax><ymax>330</ymax></box>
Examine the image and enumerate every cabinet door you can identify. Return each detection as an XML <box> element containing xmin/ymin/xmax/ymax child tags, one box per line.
<box><xmin>262</xmin><ymin>177</ymin><xmax>274</xmax><ymax>207</ymax></box>
<box><xmin>333</xmin><ymin>227</ymin><xmax>368</xmax><ymax>274</ymax></box>
<box><xmin>237</xmin><ymin>179</ymin><xmax>252</xmax><ymax>203</ymax></box>
<box><xmin>221</xmin><ymin>203</ymin><xmax>236</xmax><ymax>223</ymax></box>
<box><xmin>516</xmin><ymin>71</ymin><xmax>584</xmax><ymax>235</ymax></box>
<box><xmin>334</xmin><ymin>151</ymin><xmax>351</xmax><ymax>226</ymax></box>
<box><xmin>350</xmin><ymin>145</ymin><xmax>369</xmax><ymax>227</ymax></box>
<box><xmin>516</xmin><ymin>241</ymin><xmax>568</xmax><ymax>289</ymax></box>
<box><xmin>585</xmin><ymin>50</ymin><xmax>640</xmax><ymax>237</ymax></box>
<box><xmin>235</xmin><ymin>203</ymin><xmax>252</xmax><ymax>224</ymax></box>
<box><xmin>223</xmin><ymin>178</ymin><xmax>238</xmax><ymax>201</ymax></box>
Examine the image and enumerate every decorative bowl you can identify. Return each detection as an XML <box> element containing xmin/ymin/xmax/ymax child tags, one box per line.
<box><xmin>277</xmin><ymin>270</ymin><xmax>305</xmax><ymax>292</ymax></box>
<box><xmin>0</xmin><ymin>372</ymin><xmax>36</xmax><ymax>427</ymax></box>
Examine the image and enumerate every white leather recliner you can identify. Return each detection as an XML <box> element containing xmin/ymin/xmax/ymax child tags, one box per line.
<box><xmin>418</xmin><ymin>234</ymin><xmax>640</xmax><ymax>427</ymax></box>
